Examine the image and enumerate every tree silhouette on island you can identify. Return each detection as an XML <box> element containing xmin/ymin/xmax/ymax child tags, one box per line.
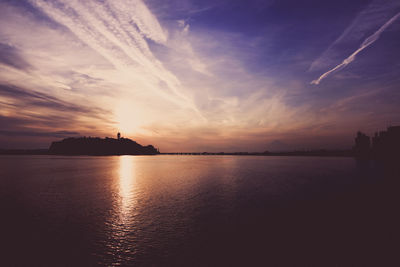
<box><xmin>49</xmin><ymin>132</ymin><xmax>159</xmax><ymax>155</ymax></box>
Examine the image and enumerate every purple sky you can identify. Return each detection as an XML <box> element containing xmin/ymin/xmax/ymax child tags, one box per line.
<box><xmin>0</xmin><ymin>0</ymin><xmax>399</xmax><ymax>152</ymax></box>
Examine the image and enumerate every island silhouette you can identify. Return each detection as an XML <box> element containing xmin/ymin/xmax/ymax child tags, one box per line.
<box><xmin>49</xmin><ymin>132</ymin><xmax>159</xmax><ymax>155</ymax></box>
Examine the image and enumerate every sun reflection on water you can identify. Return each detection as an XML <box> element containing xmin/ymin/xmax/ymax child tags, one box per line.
<box><xmin>104</xmin><ymin>156</ymin><xmax>139</xmax><ymax>263</ymax></box>
<box><xmin>118</xmin><ymin>156</ymin><xmax>136</xmax><ymax>220</ymax></box>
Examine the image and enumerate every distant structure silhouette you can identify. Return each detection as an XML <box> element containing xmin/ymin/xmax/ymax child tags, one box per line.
<box><xmin>354</xmin><ymin>131</ymin><xmax>370</xmax><ymax>158</ymax></box>
<box><xmin>372</xmin><ymin>126</ymin><xmax>400</xmax><ymax>160</ymax></box>
<box><xmin>354</xmin><ymin>126</ymin><xmax>400</xmax><ymax>161</ymax></box>
<box><xmin>49</xmin><ymin>133</ymin><xmax>159</xmax><ymax>155</ymax></box>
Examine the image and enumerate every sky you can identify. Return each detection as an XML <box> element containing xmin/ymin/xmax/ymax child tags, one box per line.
<box><xmin>0</xmin><ymin>0</ymin><xmax>399</xmax><ymax>152</ymax></box>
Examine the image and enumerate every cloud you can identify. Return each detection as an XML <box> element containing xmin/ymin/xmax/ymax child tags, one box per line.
<box><xmin>0</xmin><ymin>83</ymin><xmax>114</xmax><ymax>141</ymax></box>
<box><xmin>310</xmin><ymin>0</ymin><xmax>400</xmax><ymax>72</ymax></box>
<box><xmin>0</xmin><ymin>42</ymin><xmax>32</xmax><ymax>71</ymax></box>
<box><xmin>0</xmin><ymin>83</ymin><xmax>109</xmax><ymax>116</ymax></box>
<box><xmin>310</xmin><ymin>0</ymin><xmax>400</xmax><ymax>84</ymax></box>
<box><xmin>0</xmin><ymin>129</ymin><xmax>79</xmax><ymax>138</ymax></box>
<box><xmin>311</xmin><ymin>11</ymin><xmax>400</xmax><ymax>85</ymax></box>
<box><xmin>0</xmin><ymin>113</ymin><xmax>79</xmax><ymax>146</ymax></box>
<box><xmin>27</xmin><ymin>0</ymin><xmax>197</xmax><ymax>109</ymax></box>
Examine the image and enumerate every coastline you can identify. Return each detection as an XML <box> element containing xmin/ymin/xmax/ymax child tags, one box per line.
<box><xmin>0</xmin><ymin>149</ymin><xmax>354</xmax><ymax>157</ymax></box>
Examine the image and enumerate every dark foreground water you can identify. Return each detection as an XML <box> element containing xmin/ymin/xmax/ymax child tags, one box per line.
<box><xmin>0</xmin><ymin>155</ymin><xmax>399</xmax><ymax>266</ymax></box>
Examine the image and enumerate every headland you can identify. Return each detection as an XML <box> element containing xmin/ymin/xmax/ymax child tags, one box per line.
<box><xmin>48</xmin><ymin>133</ymin><xmax>159</xmax><ymax>155</ymax></box>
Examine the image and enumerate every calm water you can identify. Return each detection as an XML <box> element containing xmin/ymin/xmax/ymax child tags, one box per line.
<box><xmin>0</xmin><ymin>155</ymin><xmax>398</xmax><ymax>266</ymax></box>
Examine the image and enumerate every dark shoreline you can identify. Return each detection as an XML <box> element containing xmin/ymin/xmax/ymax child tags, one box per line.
<box><xmin>162</xmin><ymin>150</ymin><xmax>354</xmax><ymax>157</ymax></box>
<box><xmin>0</xmin><ymin>149</ymin><xmax>354</xmax><ymax>157</ymax></box>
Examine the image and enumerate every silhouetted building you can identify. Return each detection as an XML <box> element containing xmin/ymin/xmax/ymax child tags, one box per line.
<box><xmin>117</xmin><ymin>132</ymin><xmax>121</xmax><ymax>140</ymax></box>
<box><xmin>354</xmin><ymin>126</ymin><xmax>400</xmax><ymax>161</ymax></box>
<box><xmin>371</xmin><ymin>126</ymin><xmax>400</xmax><ymax>160</ymax></box>
<box><xmin>354</xmin><ymin>131</ymin><xmax>370</xmax><ymax>158</ymax></box>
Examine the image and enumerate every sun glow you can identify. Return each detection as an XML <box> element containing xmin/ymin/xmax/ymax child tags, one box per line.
<box><xmin>115</xmin><ymin>101</ymin><xmax>146</xmax><ymax>135</ymax></box>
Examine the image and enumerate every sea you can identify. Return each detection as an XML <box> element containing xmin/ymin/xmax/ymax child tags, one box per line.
<box><xmin>0</xmin><ymin>155</ymin><xmax>398</xmax><ymax>266</ymax></box>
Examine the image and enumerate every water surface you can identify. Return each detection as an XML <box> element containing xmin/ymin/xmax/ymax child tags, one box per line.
<box><xmin>0</xmin><ymin>155</ymin><xmax>397</xmax><ymax>266</ymax></box>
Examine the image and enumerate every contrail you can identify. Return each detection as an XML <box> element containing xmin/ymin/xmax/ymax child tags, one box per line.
<box><xmin>311</xmin><ymin>11</ymin><xmax>400</xmax><ymax>85</ymax></box>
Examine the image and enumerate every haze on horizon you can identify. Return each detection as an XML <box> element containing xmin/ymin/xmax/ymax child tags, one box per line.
<box><xmin>0</xmin><ymin>0</ymin><xmax>399</xmax><ymax>152</ymax></box>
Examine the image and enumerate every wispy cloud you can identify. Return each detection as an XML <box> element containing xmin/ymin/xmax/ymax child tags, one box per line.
<box><xmin>0</xmin><ymin>83</ymin><xmax>109</xmax><ymax>116</ymax></box>
<box><xmin>0</xmin><ymin>129</ymin><xmax>79</xmax><ymax>138</ymax></box>
<box><xmin>311</xmin><ymin>11</ymin><xmax>400</xmax><ymax>85</ymax></box>
<box><xmin>27</xmin><ymin>0</ymin><xmax>197</xmax><ymax>109</ymax></box>
<box><xmin>0</xmin><ymin>43</ymin><xmax>32</xmax><ymax>71</ymax></box>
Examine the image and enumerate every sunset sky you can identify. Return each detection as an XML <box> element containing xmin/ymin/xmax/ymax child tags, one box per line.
<box><xmin>0</xmin><ymin>0</ymin><xmax>399</xmax><ymax>152</ymax></box>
